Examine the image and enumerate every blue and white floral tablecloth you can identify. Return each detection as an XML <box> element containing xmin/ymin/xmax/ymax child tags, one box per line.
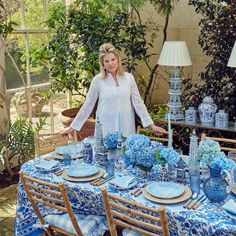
<box><xmin>15</xmin><ymin>157</ymin><xmax>236</xmax><ymax>236</ymax></box>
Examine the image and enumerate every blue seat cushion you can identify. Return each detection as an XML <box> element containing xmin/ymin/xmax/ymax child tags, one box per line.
<box><xmin>122</xmin><ymin>229</ymin><xmax>142</xmax><ymax>236</ymax></box>
<box><xmin>44</xmin><ymin>213</ymin><xmax>108</xmax><ymax>236</ymax></box>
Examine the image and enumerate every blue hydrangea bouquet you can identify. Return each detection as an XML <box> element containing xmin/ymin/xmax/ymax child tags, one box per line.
<box><xmin>155</xmin><ymin>147</ymin><xmax>181</xmax><ymax>166</ymax></box>
<box><xmin>198</xmin><ymin>139</ymin><xmax>236</xmax><ymax>171</ymax></box>
<box><xmin>103</xmin><ymin>132</ymin><xmax>118</xmax><ymax>150</ymax></box>
<box><xmin>122</xmin><ymin>134</ymin><xmax>180</xmax><ymax>172</ymax></box>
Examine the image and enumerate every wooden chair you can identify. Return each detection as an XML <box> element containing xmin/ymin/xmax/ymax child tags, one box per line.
<box><xmin>137</xmin><ymin>125</ymin><xmax>169</xmax><ymax>143</ymax></box>
<box><xmin>101</xmin><ymin>188</ymin><xmax>170</xmax><ymax>236</ymax></box>
<box><xmin>201</xmin><ymin>133</ymin><xmax>236</xmax><ymax>152</ymax></box>
<box><xmin>20</xmin><ymin>171</ymin><xmax>107</xmax><ymax>236</ymax></box>
<box><xmin>34</xmin><ymin>131</ymin><xmax>77</xmax><ymax>157</ymax></box>
<box><xmin>19</xmin><ymin>171</ymin><xmax>82</xmax><ymax>236</ymax></box>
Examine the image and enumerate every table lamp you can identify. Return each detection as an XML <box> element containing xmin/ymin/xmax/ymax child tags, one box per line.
<box><xmin>158</xmin><ymin>41</ymin><xmax>192</xmax><ymax>120</ymax></box>
<box><xmin>227</xmin><ymin>41</ymin><xmax>236</xmax><ymax>68</ymax></box>
<box><xmin>227</xmin><ymin>41</ymin><xmax>236</xmax><ymax>129</ymax></box>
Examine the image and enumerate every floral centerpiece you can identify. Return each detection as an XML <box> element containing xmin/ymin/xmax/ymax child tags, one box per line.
<box><xmin>198</xmin><ymin>139</ymin><xmax>236</xmax><ymax>171</ymax></box>
<box><xmin>155</xmin><ymin>147</ymin><xmax>181</xmax><ymax>166</ymax></box>
<box><xmin>103</xmin><ymin>132</ymin><xmax>118</xmax><ymax>150</ymax></box>
<box><xmin>198</xmin><ymin>139</ymin><xmax>236</xmax><ymax>203</ymax></box>
<box><xmin>122</xmin><ymin>134</ymin><xmax>163</xmax><ymax>172</ymax></box>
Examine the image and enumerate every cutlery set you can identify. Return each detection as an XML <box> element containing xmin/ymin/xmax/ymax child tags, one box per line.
<box><xmin>183</xmin><ymin>194</ymin><xmax>207</xmax><ymax>210</ymax></box>
<box><xmin>54</xmin><ymin>169</ymin><xmax>64</xmax><ymax>176</ymax></box>
<box><xmin>90</xmin><ymin>176</ymin><xmax>115</xmax><ymax>186</ymax></box>
<box><xmin>131</xmin><ymin>183</ymin><xmax>147</xmax><ymax>197</ymax></box>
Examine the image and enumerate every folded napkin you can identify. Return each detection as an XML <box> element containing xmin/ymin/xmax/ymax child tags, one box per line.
<box><xmin>109</xmin><ymin>176</ymin><xmax>136</xmax><ymax>189</ymax></box>
<box><xmin>35</xmin><ymin>159</ymin><xmax>59</xmax><ymax>171</ymax></box>
<box><xmin>222</xmin><ymin>199</ymin><xmax>236</xmax><ymax>215</ymax></box>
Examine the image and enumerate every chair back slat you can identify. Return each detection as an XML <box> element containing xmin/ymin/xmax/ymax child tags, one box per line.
<box><xmin>26</xmin><ymin>182</ymin><xmax>62</xmax><ymax>196</ymax></box>
<box><xmin>101</xmin><ymin>188</ymin><xmax>170</xmax><ymax>236</ymax></box>
<box><xmin>110</xmin><ymin>201</ymin><xmax>161</xmax><ymax>223</ymax></box>
<box><xmin>111</xmin><ymin>210</ymin><xmax>162</xmax><ymax>232</ymax></box>
<box><xmin>201</xmin><ymin>133</ymin><xmax>236</xmax><ymax>152</ymax></box>
<box><xmin>137</xmin><ymin>125</ymin><xmax>169</xmax><ymax>143</ymax></box>
<box><xmin>31</xmin><ymin>197</ymin><xmax>67</xmax><ymax>212</ymax></box>
<box><xmin>29</xmin><ymin>190</ymin><xmax>64</xmax><ymax>204</ymax></box>
<box><xmin>20</xmin><ymin>171</ymin><xmax>83</xmax><ymax>236</ymax></box>
<box><xmin>34</xmin><ymin>132</ymin><xmax>69</xmax><ymax>157</ymax></box>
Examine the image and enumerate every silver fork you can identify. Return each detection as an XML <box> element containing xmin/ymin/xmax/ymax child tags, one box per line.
<box><xmin>183</xmin><ymin>192</ymin><xmax>198</xmax><ymax>208</ymax></box>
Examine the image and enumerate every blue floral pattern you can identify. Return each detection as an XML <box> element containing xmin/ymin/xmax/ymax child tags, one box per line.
<box><xmin>15</xmin><ymin>156</ymin><xmax>236</xmax><ymax>236</ymax></box>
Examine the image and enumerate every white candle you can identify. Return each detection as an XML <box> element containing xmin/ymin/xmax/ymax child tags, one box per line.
<box><xmin>118</xmin><ymin>112</ymin><xmax>121</xmax><ymax>139</ymax></box>
<box><xmin>168</xmin><ymin>113</ymin><xmax>172</xmax><ymax>147</ymax></box>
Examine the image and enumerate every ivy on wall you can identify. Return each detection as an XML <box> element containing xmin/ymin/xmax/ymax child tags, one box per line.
<box><xmin>184</xmin><ymin>0</ymin><xmax>236</xmax><ymax>120</ymax></box>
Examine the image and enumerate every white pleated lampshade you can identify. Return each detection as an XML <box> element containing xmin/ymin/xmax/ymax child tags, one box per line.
<box><xmin>227</xmin><ymin>41</ymin><xmax>236</xmax><ymax>68</ymax></box>
<box><xmin>158</xmin><ymin>41</ymin><xmax>192</xmax><ymax>66</ymax></box>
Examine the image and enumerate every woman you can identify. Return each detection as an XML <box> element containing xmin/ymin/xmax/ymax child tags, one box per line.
<box><xmin>61</xmin><ymin>43</ymin><xmax>166</xmax><ymax>138</ymax></box>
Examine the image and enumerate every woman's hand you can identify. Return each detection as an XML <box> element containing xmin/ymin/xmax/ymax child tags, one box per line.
<box><xmin>149</xmin><ymin>124</ymin><xmax>168</xmax><ymax>135</ymax></box>
<box><xmin>60</xmin><ymin>127</ymin><xmax>74</xmax><ymax>139</ymax></box>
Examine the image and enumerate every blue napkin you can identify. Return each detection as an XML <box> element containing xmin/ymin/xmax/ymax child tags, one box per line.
<box><xmin>109</xmin><ymin>176</ymin><xmax>136</xmax><ymax>189</ymax></box>
<box><xmin>35</xmin><ymin>159</ymin><xmax>59</xmax><ymax>171</ymax></box>
<box><xmin>222</xmin><ymin>199</ymin><xmax>236</xmax><ymax>215</ymax></box>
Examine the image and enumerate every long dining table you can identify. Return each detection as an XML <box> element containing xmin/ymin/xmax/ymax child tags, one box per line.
<box><xmin>15</xmin><ymin>143</ymin><xmax>236</xmax><ymax>236</ymax></box>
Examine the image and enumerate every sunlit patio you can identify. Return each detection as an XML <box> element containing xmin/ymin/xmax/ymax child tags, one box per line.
<box><xmin>0</xmin><ymin>0</ymin><xmax>236</xmax><ymax>236</ymax></box>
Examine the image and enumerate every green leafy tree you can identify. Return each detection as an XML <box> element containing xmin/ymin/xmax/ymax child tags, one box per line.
<box><xmin>185</xmin><ymin>0</ymin><xmax>236</xmax><ymax>120</ymax></box>
<box><xmin>47</xmin><ymin>0</ymin><xmax>151</xmax><ymax>98</ymax></box>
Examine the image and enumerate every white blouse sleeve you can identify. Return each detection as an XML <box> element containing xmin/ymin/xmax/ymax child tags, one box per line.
<box><xmin>130</xmin><ymin>74</ymin><xmax>154</xmax><ymax>128</ymax></box>
<box><xmin>70</xmin><ymin>76</ymin><xmax>100</xmax><ymax>131</ymax></box>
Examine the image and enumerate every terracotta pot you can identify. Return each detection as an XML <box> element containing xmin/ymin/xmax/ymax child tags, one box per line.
<box><xmin>60</xmin><ymin>107</ymin><xmax>95</xmax><ymax>141</ymax></box>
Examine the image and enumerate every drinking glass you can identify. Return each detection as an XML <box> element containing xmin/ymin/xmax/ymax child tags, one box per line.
<box><xmin>63</xmin><ymin>149</ymin><xmax>72</xmax><ymax>170</ymax></box>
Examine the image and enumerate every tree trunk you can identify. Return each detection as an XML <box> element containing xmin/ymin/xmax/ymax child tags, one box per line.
<box><xmin>0</xmin><ymin>38</ymin><xmax>10</xmax><ymax>142</ymax></box>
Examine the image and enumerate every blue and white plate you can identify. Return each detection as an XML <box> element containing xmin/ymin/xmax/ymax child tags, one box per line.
<box><xmin>146</xmin><ymin>182</ymin><xmax>185</xmax><ymax>199</ymax></box>
<box><xmin>66</xmin><ymin>165</ymin><xmax>99</xmax><ymax>178</ymax></box>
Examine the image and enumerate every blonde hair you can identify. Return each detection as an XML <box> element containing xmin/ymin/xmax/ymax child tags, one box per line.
<box><xmin>99</xmin><ymin>43</ymin><xmax>124</xmax><ymax>80</ymax></box>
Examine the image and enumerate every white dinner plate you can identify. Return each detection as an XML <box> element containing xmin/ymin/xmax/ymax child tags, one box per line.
<box><xmin>66</xmin><ymin>165</ymin><xmax>99</xmax><ymax>178</ymax></box>
<box><xmin>146</xmin><ymin>182</ymin><xmax>185</xmax><ymax>199</ymax></box>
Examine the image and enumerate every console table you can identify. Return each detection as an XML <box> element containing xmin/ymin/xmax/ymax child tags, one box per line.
<box><xmin>156</xmin><ymin>119</ymin><xmax>236</xmax><ymax>154</ymax></box>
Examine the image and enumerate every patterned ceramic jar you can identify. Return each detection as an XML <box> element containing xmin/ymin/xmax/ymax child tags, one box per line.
<box><xmin>185</xmin><ymin>107</ymin><xmax>197</xmax><ymax>124</ymax></box>
<box><xmin>82</xmin><ymin>143</ymin><xmax>93</xmax><ymax>163</ymax></box>
<box><xmin>198</xmin><ymin>96</ymin><xmax>217</xmax><ymax>125</ymax></box>
<box><xmin>215</xmin><ymin>110</ymin><xmax>229</xmax><ymax>128</ymax></box>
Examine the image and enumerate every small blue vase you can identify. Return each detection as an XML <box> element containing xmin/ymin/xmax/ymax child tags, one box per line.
<box><xmin>203</xmin><ymin>166</ymin><xmax>228</xmax><ymax>203</ymax></box>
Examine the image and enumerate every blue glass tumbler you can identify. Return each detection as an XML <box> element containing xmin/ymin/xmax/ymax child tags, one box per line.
<box><xmin>63</xmin><ymin>151</ymin><xmax>72</xmax><ymax>169</ymax></box>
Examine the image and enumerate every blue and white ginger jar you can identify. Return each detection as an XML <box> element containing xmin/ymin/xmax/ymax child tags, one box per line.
<box><xmin>215</xmin><ymin>110</ymin><xmax>228</xmax><ymax>128</ymax></box>
<box><xmin>185</xmin><ymin>107</ymin><xmax>197</xmax><ymax>124</ymax></box>
<box><xmin>198</xmin><ymin>96</ymin><xmax>217</xmax><ymax>125</ymax></box>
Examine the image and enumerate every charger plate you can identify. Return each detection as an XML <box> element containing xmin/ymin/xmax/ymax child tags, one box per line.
<box><xmin>51</xmin><ymin>151</ymin><xmax>83</xmax><ymax>160</ymax></box>
<box><xmin>231</xmin><ymin>185</ymin><xmax>236</xmax><ymax>195</ymax></box>
<box><xmin>143</xmin><ymin>185</ymin><xmax>192</xmax><ymax>204</ymax></box>
<box><xmin>62</xmin><ymin>168</ymin><xmax>105</xmax><ymax>182</ymax></box>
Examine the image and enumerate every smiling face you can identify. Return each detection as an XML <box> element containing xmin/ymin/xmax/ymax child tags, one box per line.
<box><xmin>102</xmin><ymin>52</ymin><xmax>119</xmax><ymax>75</ymax></box>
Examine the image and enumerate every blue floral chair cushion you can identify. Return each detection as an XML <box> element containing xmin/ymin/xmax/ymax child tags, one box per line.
<box><xmin>122</xmin><ymin>229</ymin><xmax>142</xmax><ymax>236</ymax></box>
<box><xmin>44</xmin><ymin>213</ymin><xmax>108</xmax><ymax>235</ymax></box>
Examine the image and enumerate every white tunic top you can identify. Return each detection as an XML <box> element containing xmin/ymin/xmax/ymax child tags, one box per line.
<box><xmin>70</xmin><ymin>72</ymin><xmax>153</xmax><ymax>137</ymax></box>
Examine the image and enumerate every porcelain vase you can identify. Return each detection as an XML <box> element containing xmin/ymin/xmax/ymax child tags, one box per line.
<box><xmin>203</xmin><ymin>166</ymin><xmax>229</xmax><ymax>203</ymax></box>
<box><xmin>198</xmin><ymin>96</ymin><xmax>217</xmax><ymax>125</ymax></box>
<box><xmin>159</xmin><ymin>163</ymin><xmax>169</xmax><ymax>182</ymax></box>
